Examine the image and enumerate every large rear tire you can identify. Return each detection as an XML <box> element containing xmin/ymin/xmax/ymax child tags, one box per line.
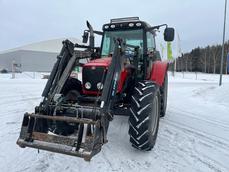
<box><xmin>160</xmin><ymin>73</ymin><xmax>168</xmax><ymax>117</ymax></box>
<box><xmin>128</xmin><ymin>81</ymin><xmax>160</xmax><ymax>150</ymax></box>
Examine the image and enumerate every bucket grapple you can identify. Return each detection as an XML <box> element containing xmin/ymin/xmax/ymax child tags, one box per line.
<box><xmin>17</xmin><ymin>111</ymin><xmax>102</xmax><ymax>161</ymax></box>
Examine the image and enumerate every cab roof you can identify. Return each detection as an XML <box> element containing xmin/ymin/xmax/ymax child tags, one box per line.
<box><xmin>102</xmin><ymin>17</ymin><xmax>151</xmax><ymax>31</ymax></box>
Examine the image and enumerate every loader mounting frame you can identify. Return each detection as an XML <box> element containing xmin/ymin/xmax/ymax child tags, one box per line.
<box><xmin>17</xmin><ymin>39</ymin><xmax>133</xmax><ymax>161</ymax></box>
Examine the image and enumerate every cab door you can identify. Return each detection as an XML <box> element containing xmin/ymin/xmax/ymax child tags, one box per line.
<box><xmin>146</xmin><ymin>31</ymin><xmax>156</xmax><ymax>79</ymax></box>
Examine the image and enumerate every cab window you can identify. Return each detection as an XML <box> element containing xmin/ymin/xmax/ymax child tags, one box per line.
<box><xmin>101</xmin><ymin>29</ymin><xmax>143</xmax><ymax>57</ymax></box>
<box><xmin>146</xmin><ymin>32</ymin><xmax>156</xmax><ymax>52</ymax></box>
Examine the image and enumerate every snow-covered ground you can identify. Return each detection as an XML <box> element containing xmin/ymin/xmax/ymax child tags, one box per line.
<box><xmin>0</xmin><ymin>72</ymin><xmax>229</xmax><ymax>172</ymax></box>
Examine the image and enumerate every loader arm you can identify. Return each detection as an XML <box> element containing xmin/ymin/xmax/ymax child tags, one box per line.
<box><xmin>17</xmin><ymin>39</ymin><xmax>126</xmax><ymax>161</ymax></box>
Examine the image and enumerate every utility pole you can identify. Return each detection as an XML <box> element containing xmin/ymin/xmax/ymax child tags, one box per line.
<box><xmin>219</xmin><ymin>0</ymin><xmax>227</xmax><ymax>86</ymax></box>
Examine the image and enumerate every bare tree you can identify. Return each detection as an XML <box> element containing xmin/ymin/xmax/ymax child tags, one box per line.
<box><xmin>210</xmin><ymin>45</ymin><xmax>221</xmax><ymax>74</ymax></box>
<box><xmin>177</xmin><ymin>41</ymin><xmax>229</xmax><ymax>74</ymax></box>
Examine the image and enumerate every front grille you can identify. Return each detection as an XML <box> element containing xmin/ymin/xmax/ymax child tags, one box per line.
<box><xmin>82</xmin><ymin>66</ymin><xmax>106</xmax><ymax>92</ymax></box>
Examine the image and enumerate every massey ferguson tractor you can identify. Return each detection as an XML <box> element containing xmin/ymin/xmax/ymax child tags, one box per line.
<box><xmin>17</xmin><ymin>17</ymin><xmax>174</xmax><ymax>161</ymax></box>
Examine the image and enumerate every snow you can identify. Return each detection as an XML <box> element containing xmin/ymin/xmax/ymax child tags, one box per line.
<box><xmin>0</xmin><ymin>72</ymin><xmax>229</xmax><ymax>172</ymax></box>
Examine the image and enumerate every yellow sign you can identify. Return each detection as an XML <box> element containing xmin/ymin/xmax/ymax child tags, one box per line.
<box><xmin>167</xmin><ymin>42</ymin><xmax>173</xmax><ymax>60</ymax></box>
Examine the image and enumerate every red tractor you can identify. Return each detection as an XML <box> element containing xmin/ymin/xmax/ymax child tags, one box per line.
<box><xmin>17</xmin><ymin>17</ymin><xmax>174</xmax><ymax>161</ymax></box>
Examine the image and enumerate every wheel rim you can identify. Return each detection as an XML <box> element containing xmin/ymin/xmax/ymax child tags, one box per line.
<box><xmin>151</xmin><ymin>96</ymin><xmax>159</xmax><ymax>136</ymax></box>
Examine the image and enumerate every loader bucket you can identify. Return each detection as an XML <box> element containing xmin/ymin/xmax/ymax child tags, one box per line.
<box><xmin>17</xmin><ymin>112</ymin><xmax>104</xmax><ymax>161</ymax></box>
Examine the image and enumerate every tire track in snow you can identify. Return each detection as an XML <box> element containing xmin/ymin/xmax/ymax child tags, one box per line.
<box><xmin>158</xmin><ymin>128</ymin><xmax>223</xmax><ymax>172</ymax></box>
<box><xmin>0</xmin><ymin>97</ymin><xmax>41</xmax><ymax>106</ymax></box>
<box><xmin>0</xmin><ymin>93</ymin><xmax>39</xmax><ymax>100</ymax></box>
<box><xmin>168</xmin><ymin>107</ymin><xmax>229</xmax><ymax>129</ymax></box>
<box><xmin>159</xmin><ymin>119</ymin><xmax>229</xmax><ymax>172</ymax></box>
<box><xmin>164</xmin><ymin>115</ymin><xmax>229</xmax><ymax>148</ymax></box>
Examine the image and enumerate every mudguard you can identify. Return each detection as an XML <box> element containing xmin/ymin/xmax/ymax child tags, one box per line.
<box><xmin>150</xmin><ymin>61</ymin><xmax>168</xmax><ymax>86</ymax></box>
<box><xmin>117</xmin><ymin>70</ymin><xmax>127</xmax><ymax>93</ymax></box>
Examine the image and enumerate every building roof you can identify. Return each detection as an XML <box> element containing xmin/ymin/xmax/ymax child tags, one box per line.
<box><xmin>0</xmin><ymin>37</ymin><xmax>82</xmax><ymax>54</ymax></box>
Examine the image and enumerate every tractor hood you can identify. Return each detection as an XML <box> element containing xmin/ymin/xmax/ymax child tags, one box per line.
<box><xmin>82</xmin><ymin>57</ymin><xmax>111</xmax><ymax>95</ymax></box>
<box><xmin>83</xmin><ymin>57</ymin><xmax>111</xmax><ymax>67</ymax></box>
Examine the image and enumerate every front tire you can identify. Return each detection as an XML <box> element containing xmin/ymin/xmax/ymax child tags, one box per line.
<box><xmin>128</xmin><ymin>81</ymin><xmax>160</xmax><ymax>150</ymax></box>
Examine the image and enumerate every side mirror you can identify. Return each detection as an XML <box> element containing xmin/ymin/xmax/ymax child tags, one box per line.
<box><xmin>164</xmin><ymin>27</ymin><xmax>175</xmax><ymax>42</ymax></box>
<box><xmin>82</xmin><ymin>31</ymin><xmax>89</xmax><ymax>43</ymax></box>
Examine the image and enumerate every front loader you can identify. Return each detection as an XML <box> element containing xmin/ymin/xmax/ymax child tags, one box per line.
<box><xmin>17</xmin><ymin>17</ymin><xmax>174</xmax><ymax>161</ymax></box>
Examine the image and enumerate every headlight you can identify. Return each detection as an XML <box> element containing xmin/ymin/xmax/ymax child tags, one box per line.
<box><xmin>136</xmin><ymin>22</ymin><xmax>142</xmax><ymax>27</ymax></box>
<box><xmin>129</xmin><ymin>23</ymin><xmax>134</xmax><ymax>27</ymax></box>
<box><xmin>110</xmin><ymin>24</ymin><xmax>115</xmax><ymax>28</ymax></box>
<box><xmin>85</xmin><ymin>82</ymin><xmax>91</xmax><ymax>89</ymax></box>
<box><xmin>97</xmin><ymin>82</ymin><xmax>103</xmax><ymax>90</ymax></box>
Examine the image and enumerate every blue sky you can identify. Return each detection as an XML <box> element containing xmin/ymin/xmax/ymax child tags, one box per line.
<box><xmin>0</xmin><ymin>0</ymin><xmax>228</xmax><ymax>53</ymax></box>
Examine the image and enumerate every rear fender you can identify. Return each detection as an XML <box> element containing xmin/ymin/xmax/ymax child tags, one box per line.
<box><xmin>150</xmin><ymin>61</ymin><xmax>168</xmax><ymax>86</ymax></box>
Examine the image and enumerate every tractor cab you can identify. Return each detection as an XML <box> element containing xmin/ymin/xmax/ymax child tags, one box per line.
<box><xmin>83</xmin><ymin>17</ymin><xmax>174</xmax><ymax>59</ymax></box>
<box><xmin>81</xmin><ymin>17</ymin><xmax>174</xmax><ymax>95</ymax></box>
<box><xmin>101</xmin><ymin>24</ymin><xmax>144</xmax><ymax>57</ymax></box>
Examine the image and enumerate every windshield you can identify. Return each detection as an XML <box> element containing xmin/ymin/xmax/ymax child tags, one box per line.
<box><xmin>101</xmin><ymin>29</ymin><xmax>143</xmax><ymax>57</ymax></box>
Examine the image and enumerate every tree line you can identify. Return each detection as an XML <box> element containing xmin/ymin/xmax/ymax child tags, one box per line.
<box><xmin>171</xmin><ymin>40</ymin><xmax>229</xmax><ymax>74</ymax></box>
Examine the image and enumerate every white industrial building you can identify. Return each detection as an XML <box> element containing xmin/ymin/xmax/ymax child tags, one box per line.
<box><xmin>0</xmin><ymin>38</ymin><xmax>81</xmax><ymax>72</ymax></box>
